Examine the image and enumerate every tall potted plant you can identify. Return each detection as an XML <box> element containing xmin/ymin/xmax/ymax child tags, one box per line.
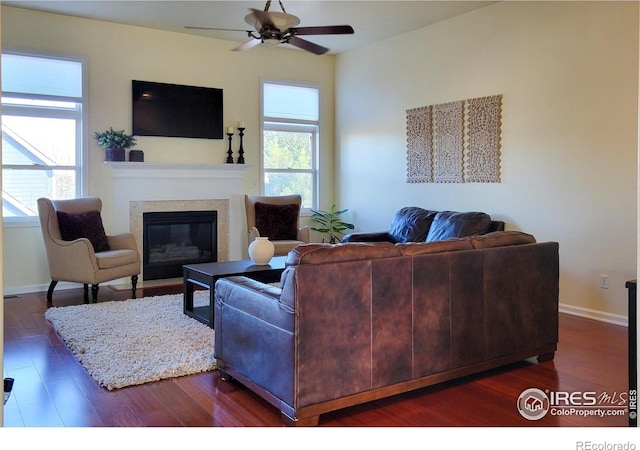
<box><xmin>310</xmin><ymin>205</ymin><xmax>355</xmax><ymax>244</ymax></box>
<box><xmin>93</xmin><ymin>127</ymin><xmax>137</xmax><ymax>162</ymax></box>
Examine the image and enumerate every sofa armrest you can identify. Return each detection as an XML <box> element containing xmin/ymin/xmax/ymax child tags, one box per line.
<box><xmin>215</xmin><ymin>276</ymin><xmax>293</xmax><ymax>326</ymax></box>
<box><xmin>488</xmin><ymin>220</ymin><xmax>505</xmax><ymax>232</ymax></box>
<box><xmin>46</xmin><ymin>236</ymin><xmax>101</xmax><ymax>281</ymax></box>
<box><xmin>342</xmin><ymin>231</ymin><xmax>394</xmax><ymax>243</ymax></box>
<box><xmin>214</xmin><ymin>276</ymin><xmax>295</xmax><ymax>404</ymax></box>
<box><xmin>297</xmin><ymin>226</ymin><xmax>310</xmax><ymax>243</ymax></box>
<box><xmin>248</xmin><ymin>226</ymin><xmax>260</xmax><ymax>242</ymax></box>
<box><xmin>107</xmin><ymin>232</ymin><xmax>138</xmax><ymax>251</ymax></box>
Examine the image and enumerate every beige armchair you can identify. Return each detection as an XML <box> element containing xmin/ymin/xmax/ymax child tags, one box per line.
<box><xmin>37</xmin><ymin>197</ymin><xmax>140</xmax><ymax>305</ymax></box>
<box><xmin>244</xmin><ymin>194</ymin><xmax>310</xmax><ymax>256</ymax></box>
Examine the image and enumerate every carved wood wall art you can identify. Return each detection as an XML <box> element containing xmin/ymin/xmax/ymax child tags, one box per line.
<box><xmin>406</xmin><ymin>106</ymin><xmax>433</xmax><ymax>183</ymax></box>
<box><xmin>433</xmin><ymin>101</ymin><xmax>464</xmax><ymax>183</ymax></box>
<box><xmin>466</xmin><ymin>95</ymin><xmax>502</xmax><ymax>182</ymax></box>
<box><xmin>406</xmin><ymin>94</ymin><xmax>502</xmax><ymax>183</ymax></box>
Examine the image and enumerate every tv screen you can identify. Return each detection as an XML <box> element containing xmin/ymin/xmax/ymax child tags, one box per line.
<box><xmin>132</xmin><ymin>80</ymin><xmax>223</xmax><ymax>139</ymax></box>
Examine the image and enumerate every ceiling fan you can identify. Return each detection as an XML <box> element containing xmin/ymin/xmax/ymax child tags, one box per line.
<box><xmin>186</xmin><ymin>0</ymin><xmax>354</xmax><ymax>55</ymax></box>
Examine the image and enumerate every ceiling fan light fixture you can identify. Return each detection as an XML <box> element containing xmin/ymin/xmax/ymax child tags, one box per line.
<box><xmin>189</xmin><ymin>1</ymin><xmax>353</xmax><ymax>55</ymax></box>
<box><xmin>263</xmin><ymin>38</ymin><xmax>281</xmax><ymax>47</ymax></box>
<box><xmin>244</xmin><ymin>11</ymin><xmax>300</xmax><ymax>31</ymax></box>
<box><xmin>260</xmin><ymin>29</ymin><xmax>283</xmax><ymax>46</ymax></box>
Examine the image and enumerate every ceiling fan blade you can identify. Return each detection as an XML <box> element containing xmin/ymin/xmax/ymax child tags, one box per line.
<box><xmin>185</xmin><ymin>26</ymin><xmax>253</xmax><ymax>33</ymax></box>
<box><xmin>248</xmin><ymin>8</ymin><xmax>276</xmax><ymax>29</ymax></box>
<box><xmin>288</xmin><ymin>36</ymin><xmax>329</xmax><ymax>55</ymax></box>
<box><xmin>232</xmin><ymin>38</ymin><xmax>262</xmax><ymax>52</ymax></box>
<box><xmin>291</xmin><ymin>25</ymin><xmax>354</xmax><ymax>36</ymax></box>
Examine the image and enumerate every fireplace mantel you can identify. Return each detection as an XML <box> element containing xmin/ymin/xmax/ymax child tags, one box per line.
<box><xmin>107</xmin><ymin>162</ymin><xmax>248</xmax><ymax>266</ymax></box>
<box><xmin>106</xmin><ymin>161</ymin><xmax>247</xmax><ymax>177</ymax></box>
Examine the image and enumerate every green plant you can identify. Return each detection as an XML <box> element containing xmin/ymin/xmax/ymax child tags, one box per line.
<box><xmin>310</xmin><ymin>205</ymin><xmax>355</xmax><ymax>244</ymax></box>
<box><xmin>93</xmin><ymin>127</ymin><xmax>137</xmax><ymax>149</ymax></box>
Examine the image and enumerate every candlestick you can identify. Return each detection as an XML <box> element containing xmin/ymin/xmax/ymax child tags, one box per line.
<box><xmin>226</xmin><ymin>132</ymin><xmax>234</xmax><ymax>163</ymax></box>
<box><xmin>237</xmin><ymin>127</ymin><xmax>245</xmax><ymax>164</ymax></box>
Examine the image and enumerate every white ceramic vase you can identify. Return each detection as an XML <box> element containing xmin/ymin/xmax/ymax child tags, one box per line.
<box><xmin>248</xmin><ymin>237</ymin><xmax>275</xmax><ymax>265</ymax></box>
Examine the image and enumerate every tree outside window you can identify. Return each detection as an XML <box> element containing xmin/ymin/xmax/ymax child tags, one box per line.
<box><xmin>262</xmin><ymin>82</ymin><xmax>318</xmax><ymax>210</ymax></box>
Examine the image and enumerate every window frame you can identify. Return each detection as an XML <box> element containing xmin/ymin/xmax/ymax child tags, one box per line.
<box><xmin>260</xmin><ymin>79</ymin><xmax>320</xmax><ymax>212</ymax></box>
<box><xmin>1</xmin><ymin>50</ymin><xmax>88</xmax><ymax>227</ymax></box>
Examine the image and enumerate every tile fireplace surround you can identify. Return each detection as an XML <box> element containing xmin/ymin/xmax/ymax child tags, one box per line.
<box><xmin>107</xmin><ymin>162</ymin><xmax>247</xmax><ymax>282</ymax></box>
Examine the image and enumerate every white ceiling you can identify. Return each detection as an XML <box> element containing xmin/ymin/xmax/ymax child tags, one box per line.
<box><xmin>3</xmin><ymin>0</ymin><xmax>495</xmax><ymax>54</ymax></box>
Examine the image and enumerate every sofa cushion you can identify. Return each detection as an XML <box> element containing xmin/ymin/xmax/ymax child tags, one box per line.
<box><xmin>255</xmin><ymin>202</ymin><xmax>299</xmax><ymax>240</ymax></box>
<box><xmin>286</xmin><ymin>242</ymin><xmax>401</xmax><ymax>266</ymax></box>
<box><xmin>395</xmin><ymin>238</ymin><xmax>474</xmax><ymax>256</ymax></box>
<box><xmin>57</xmin><ymin>210</ymin><xmax>111</xmax><ymax>252</ymax></box>
<box><xmin>469</xmin><ymin>231</ymin><xmax>536</xmax><ymax>249</ymax></box>
<box><xmin>425</xmin><ymin>211</ymin><xmax>491</xmax><ymax>242</ymax></box>
<box><xmin>388</xmin><ymin>207</ymin><xmax>438</xmax><ymax>243</ymax></box>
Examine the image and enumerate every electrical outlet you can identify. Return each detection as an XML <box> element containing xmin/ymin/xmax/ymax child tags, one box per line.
<box><xmin>600</xmin><ymin>274</ymin><xmax>609</xmax><ymax>289</ymax></box>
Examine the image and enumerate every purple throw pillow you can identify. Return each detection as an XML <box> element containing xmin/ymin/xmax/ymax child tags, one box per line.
<box><xmin>57</xmin><ymin>210</ymin><xmax>111</xmax><ymax>253</ymax></box>
<box><xmin>254</xmin><ymin>202</ymin><xmax>299</xmax><ymax>241</ymax></box>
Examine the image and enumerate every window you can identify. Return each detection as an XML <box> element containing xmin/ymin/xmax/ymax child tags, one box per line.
<box><xmin>1</xmin><ymin>52</ymin><xmax>85</xmax><ymax>222</ymax></box>
<box><xmin>261</xmin><ymin>81</ymin><xmax>319</xmax><ymax>209</ymax></box>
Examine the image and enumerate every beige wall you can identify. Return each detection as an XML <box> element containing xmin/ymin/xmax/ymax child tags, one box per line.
<box><xmin>2</xmin><ymin>2</ymin><xmax>638</xmax><ymax>324</ymax></box>
<box><xmin>1</xmin><ymin>5</ymin><xmax>336</xmax><ymax>292</ymax></box>
<box><xmin>336</xmin><ymin>1</ymin><xmax>638</xmax><ymax>322</ymax></box>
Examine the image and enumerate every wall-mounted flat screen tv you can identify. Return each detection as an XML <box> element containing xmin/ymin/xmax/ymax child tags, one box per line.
<box><xmin>132</xmin><ymin>80</ymin><xmax>223</xmax><ymax>139</ymax></box>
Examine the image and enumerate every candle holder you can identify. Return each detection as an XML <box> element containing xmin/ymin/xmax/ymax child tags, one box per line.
<box><xmin>237</xmin><ymin>127</ymin><xmax>246</xmax><ymax>164</ymax></box>
<box><xmin>226</xmin><ymin>132</ymin><xmax>234</xmax><ymax>163</ymax></box>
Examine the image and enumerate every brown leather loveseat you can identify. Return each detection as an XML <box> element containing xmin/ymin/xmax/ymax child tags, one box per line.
<box><xmin>214</xmin><ymin>231</ymin><xmax>559</xmax><ymax>425</ymax></box>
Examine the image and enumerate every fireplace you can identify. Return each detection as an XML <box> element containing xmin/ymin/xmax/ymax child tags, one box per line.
<box><xmin>107</xmin><ymin>162</ymin><xmax>248</xmax><ymax>283</ymax></box>
<box><xmin>142</xmin><ymin>210</ymin><xmax>217</xmax><ymax>280</ymax></box>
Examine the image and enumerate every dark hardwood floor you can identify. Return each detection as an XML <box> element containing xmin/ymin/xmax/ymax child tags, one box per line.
<box><xmin>2</xmin><ymin>284</ymin><xmax>632</xmax><ymax>429</ymax></box>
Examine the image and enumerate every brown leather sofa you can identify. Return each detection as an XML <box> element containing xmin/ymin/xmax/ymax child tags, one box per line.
<box><xmin>214</xmin><ymin>231</ymin><xmax>559</xmax><ymax>426</ymax></box>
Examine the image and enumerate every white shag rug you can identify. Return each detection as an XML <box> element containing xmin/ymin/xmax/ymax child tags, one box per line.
<box><xmin>45</xmin><ymin>291</ymin><xmax>216</xmax><ymax>390</ymax></box>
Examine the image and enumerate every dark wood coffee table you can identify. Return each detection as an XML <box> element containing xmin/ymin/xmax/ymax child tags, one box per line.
<box><xmin>183</xmin><ymin>256</ymin><xmax>287</xmax><ymax>328</ymax></box>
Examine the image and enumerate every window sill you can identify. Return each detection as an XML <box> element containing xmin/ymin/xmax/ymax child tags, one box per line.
<box><xmin>3</xmin><ymin>217</ymin><xmax>40</xmax><ymax>228</ymax></box>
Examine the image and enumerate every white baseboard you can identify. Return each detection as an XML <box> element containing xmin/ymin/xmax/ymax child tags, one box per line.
<box><xmin>3</xmin><ymin>279</ymin><xmax>131</xmax><ymax>298</ymax></box>
<box><xmin>2</xmin><ymin>285</ymin><xmax>630</xmax><ymax>328</ymax></box>
<box><xmin>559</xmin><ymin>302</ymin><xmax>628</xmax><ymax>327</ymax></box>
<box><xmin>3</xmin><ymin>282</ymin><xmax>70</xmax><ymax>297</ymax></box>
<box><xmin>3</xmin><ymin>277</ymin><xmax>181</xmax><ymax>298</ymax></box>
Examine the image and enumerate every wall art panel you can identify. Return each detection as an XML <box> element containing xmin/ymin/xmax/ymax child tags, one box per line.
<box><xmin>406</xmin><ymin>106</ymin><xmax>433</xmax><ymax>183</ymax></box>
<box><xmin>433</xmin><ymin>101</ymin><xmax>464</xmax><ymax>183</ymax></box>
<box><xmin>465</xmin><ymin>95</ymin><xmax>502</xmax><ymax>182</ymax></box>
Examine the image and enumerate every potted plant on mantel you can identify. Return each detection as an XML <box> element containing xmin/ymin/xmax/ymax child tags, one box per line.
<box><xmin>93</xmin><ymin>127</ymin><xmax>137</xmax><ymax>162</ymax></box>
